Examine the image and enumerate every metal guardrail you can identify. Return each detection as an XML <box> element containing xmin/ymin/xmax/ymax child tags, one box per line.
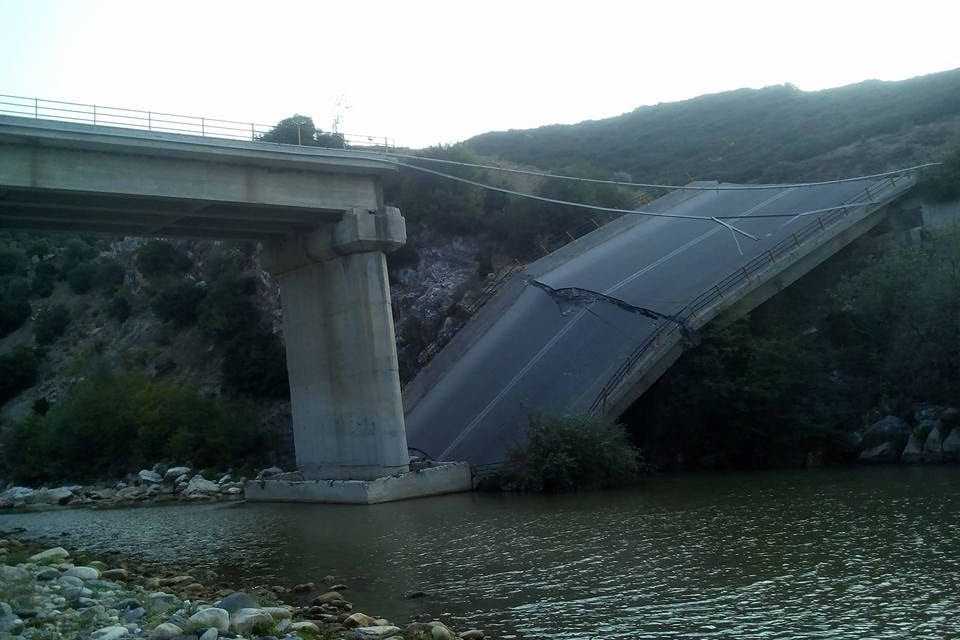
<box><xmin>0</xmin><ymin>93</ymin><xmax>392</xmax><ymax>150</ymax></box>
<box><xmin>588</xmin><ymin>174</ymin><xmax>912</xmax><ymax>415</ymax></box>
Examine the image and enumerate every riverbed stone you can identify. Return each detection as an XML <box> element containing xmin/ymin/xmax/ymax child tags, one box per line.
<box><xmin>229</xmin><ymin>607</ymin><xmax>274</xmax><ymax>634</ymax></box>
<box><xmin>64</xmin><ymin>566</ymin><xmax>101</xmax><ymax>581</ymax></box>
<box><xmin>91</xmin><ymin>625</ymin><xmax>129</xmax><ymax>640</ymax></box>
<box><xmin>901</xmin><ymin>433</ymin><xmax>924</xmax><ymax>463</ymax></box>
<box><xmin>460</xmin><ymin>630</ymin><xmax>485</xmax><ymax>640</ymax></box>
<box><xmin>290</xmin><ymin>621</ymin><xmax>320</xmax><ymax>633</ymax></box>
<box><xmin>28</xmin><ymin>546</ymin><xmax>70</xmax><ymax>563</ymax></box>
<box><xmin>199</xmin><ymin>627</ymin><xmax>219</xmax><ymax>640</ymax></box>
<box><xmin>146</xmin><ymin>592</ymin><xmax>179</xmax><ymax>613</ymax></box>
<box><xmin>150</xmin><ymin>622</ymin><xmax>183</xmax><ymax>639</ymax></box>
<box><xmin>942</xmin><ymin>429</ymin><xmax>960</xmax><ymax>460</ymax></box>
<box><xmin>313</xmin><ymin>591</ymin><xmax>344</xmax><ymax>605</ymax></box>
<box><xmin>138</xmin><ymin>470</ymin><xmax>163</xmax><ymax>484</ymax></box>
<box><xmin>35</xmin><ymin>566</ymin><xmax>60</xmax><ymax>581</ymax></box>
<box><xmin>350</xmin><ymin>626</ymin><xmax>402</xmax><ymax>640</ymax></box>
<box><xmin>256</xmin><ymin>466</ymin><xmax>283</xmax><ymax>480</ymax></box>
<box><xmin>217</xmin><ymin>591</ymin><xmax>258</xmax><ymax>613</ymax></box>
<box><xmin>188</xmin><ymin>607</ymin><xmax>230</xmax><ymax>632</ymax></box>
<box><xmin>164</xmin><ymin>466</ymin><xmax>191</xmax><ymax>482</ymax></box>
<box><xmin>102</xmin><ymin>568</ymin><xmax>129</xmax><ymax>581</ymax></box>
<box><xmin>923</xmin><ymin>426</ymin><xmax>944</xmax><ymax>461</ymax></box>
<box><xmin>859</xmin><ymin>442</ymin><xmax>898</xmax><ymax>463</ymax></box>
<box><xmin>344</xmin><ymin>612</ymin><xmax>377</xmax><ymax>628</ymax></box>
<box><xmin>262</xmin><ymin>606</ymin><xmax>292</xmax><ymax>620</ymax></box>
<box><xmin>185</xmin><ymin>475</ymin><xmax>220</xmax><ymax>496</ymax></box>
<box><xmin>862</xmin><ymin>415</ymin><xmax>910</xmax><ymax>451</ymax></box>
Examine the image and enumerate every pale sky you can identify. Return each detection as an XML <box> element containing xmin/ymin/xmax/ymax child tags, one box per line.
<box><xmin>1</xmin><ymin>0</ymin><xmax>958</xmax><ymax>148</ymax></box>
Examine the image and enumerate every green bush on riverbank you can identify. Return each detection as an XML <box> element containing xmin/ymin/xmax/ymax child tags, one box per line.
<box><xmin>489</xmin><ymin>414</ymin><xmax>645</xmax><ymax>492</ymax></box>
<box><xmin>0</xmin><ymin>372</ymin><xmax>267</xmax><ymax>483</ymax></box>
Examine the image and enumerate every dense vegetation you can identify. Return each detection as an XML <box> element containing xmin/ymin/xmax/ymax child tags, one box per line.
<box><xmin>487</xmin><ymin>414</ymin><xmax>644</xmax><ymax>492</ymax></box>
<box><xmin>626</xmin><ymin>224</ymin><xmax>960</xmax><ymax>469</ymax></box>
<box><xmin>1</xmin><ymin>372</ymin><xmax>265</xmax><ymax>483</ymax></box>
<box><xmin>467</xmin><ymin>68</ymin><xmax>960</xmax><ymax>185</ymax></box>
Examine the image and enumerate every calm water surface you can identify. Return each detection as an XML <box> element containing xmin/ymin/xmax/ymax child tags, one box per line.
<box><xmin>3</xmin><ymin>467</ymin><xmax>959</xmax><ymax>639</ymax></box>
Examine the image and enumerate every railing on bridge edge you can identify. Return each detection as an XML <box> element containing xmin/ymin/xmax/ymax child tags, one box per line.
<box><xmin>0</xmin><ymin>94</ymin><xmax>392</xmax><ymax>150</ymax></box>
<box><xmin>587</xmin><ymin>173</ymin><xmax>912</xmax><ymax>415</ymax></box>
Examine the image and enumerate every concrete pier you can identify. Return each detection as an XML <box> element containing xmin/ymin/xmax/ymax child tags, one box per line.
<box><xmin>266</xmin><ymin>207</ymin><xmax>410</xmax><ymax>480</ymax></box>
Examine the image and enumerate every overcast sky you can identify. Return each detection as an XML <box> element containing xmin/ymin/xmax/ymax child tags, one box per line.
<box><xmin>1</xmin><ymin>0</ymin><xmax>958</xmax><ymax>148</ymax></box>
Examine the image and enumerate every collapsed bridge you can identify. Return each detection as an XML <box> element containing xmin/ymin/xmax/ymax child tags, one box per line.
<box><xmin>404</xmin><ymin>174</ymin><xmax>916</xmax><ymax>465</ymax></box>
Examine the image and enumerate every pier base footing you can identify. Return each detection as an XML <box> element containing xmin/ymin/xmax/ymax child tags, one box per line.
<box><xmin>244</xmin><ymin>462</ymin><xmax>472</xmax><ymax>505</ymax></box>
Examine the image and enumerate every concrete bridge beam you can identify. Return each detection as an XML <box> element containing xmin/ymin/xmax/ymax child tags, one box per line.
<box><xmin>264</xmin><ymin>207</ymin><xmax>410</xmax><ymax>480</ymax></box>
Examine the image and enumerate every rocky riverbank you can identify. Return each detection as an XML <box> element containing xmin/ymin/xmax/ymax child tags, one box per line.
<box><xmin>0</xmin><ymin>466</ymin><xmax>302</xmax><ymax>513</ymax></box>
<box><xmin>855</xmin><ymin>406</ymin><xmax>960</xmax><ymax>464</ymax></box>
<box><xmin>0</xmin><ymin>534</ymin><xmax>487</xmax><ymax>640</ymax></box>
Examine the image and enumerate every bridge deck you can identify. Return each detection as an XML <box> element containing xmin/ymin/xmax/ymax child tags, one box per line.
<box><xmin>405</xmin><ymin>177</ymin><xmax>913</xmax><ymax>464</ymax></box>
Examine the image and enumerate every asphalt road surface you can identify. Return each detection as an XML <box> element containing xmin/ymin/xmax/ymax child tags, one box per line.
<box><xmin>405</xmin><ymin>179</ymin><xmax>891</xmax><ymax>464</ymax></box>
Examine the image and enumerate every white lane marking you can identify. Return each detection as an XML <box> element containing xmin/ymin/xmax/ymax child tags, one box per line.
<box><xmin>438</xmin><ymin>189</ymin><xmax>795</xmax><ymax>459</ymax></box>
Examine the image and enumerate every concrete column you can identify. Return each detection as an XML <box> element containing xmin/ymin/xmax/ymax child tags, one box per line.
<box><xmin>266</xmin><ymin>207</ymin><xmax>409</xmax><ymax>480</ymax></box>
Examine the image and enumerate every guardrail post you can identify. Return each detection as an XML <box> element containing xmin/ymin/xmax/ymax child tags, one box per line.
<box><xmin>817</xmin><ymin>216</ymin><xmax>824</xmax><ymax>230</ymax></box>
<box><xmin>250</xmin><ymin>123</ymin><xmax>256</xmax><ymax>141</ymax></box>
<box><xmin>92</xmin><ymin>105</ymin><xmax>97</xmax><ymax>125</ymax></box>
<box><xmin>768</xmin><ymin>250</ymin><xmax>775</xmax><ymax>264</ymax></box>
<box><xmin>201</xmin><ymin>118</ymin><xmax>205</xmax><ymax>136</ymax></box>
<box><xmin>147</xmin><ymin>112</ymin><xmax>152</xmax><ymax>131</ymax></box>
<box><xmin>792</xmin><ymin>233</ymin><xmax>800</xmax><ymax>248</ymax></box>
<box><xmin>33</xmin><ymin>98</ymin><xmax>38</xmax><ymax>118</ymax></box>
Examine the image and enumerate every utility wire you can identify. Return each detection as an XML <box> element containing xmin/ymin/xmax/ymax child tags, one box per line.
<box><xmin>366</xmin><ymin>151</ymin><xmax>940</xmax><ymax>192</ymax></box>
<box><xmin>382</xmin><ymin>158</ymin><xmax>899</xmax><ymax>238</ymax></box>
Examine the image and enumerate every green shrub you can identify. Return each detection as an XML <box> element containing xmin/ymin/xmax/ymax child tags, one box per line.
<box><xmin>107</xmin><ymin>294</ymin><xmax>132</xmax><ymax>323</ymax></box>
<box><xmin>61</xmin><ymin>239</ymin><xmax>95</xmax><ymax>274</ymax></box>
<box><xmin>95</xmin><ymin>258</ymin><xmax>126</xmax><ymax>291</ymax></box>
<box><xmin>221</xmin><ymin>329</ymin><xmax>289</xmax><ymax>398</ymax></box>
<box><xmin>0</xmin><ymin>277</ymin><xmax>31</xmax><ymax>337</ymax></box>
<box><xmin>0</xmin><ymin>247</ymin><xmax>26</xmax><ymax>276</ymax></box>
<box><xmin>0</xmin><ymin>372</ymin><xmax>267</xmax><ymax>483</ymax></box>
<box><xmin>150</xmin><ymin>281</ymin><xmax>206</xmax><ymax>326</ymax></box>
<box><xmin>135</xmin><ymin>240</ymin><xmax>192</xmax><ymax>279</ymax></box>
<box><xmin>0</xmin><ymin>346</ymin><xmax>40</xmax><ymax>406</ymax></box>
<box><xmin>31</xmin><ymin>262</ymin><xmax>57</xmax><ymax>298</ymax></box>
<box><xmin>34</xmin><ymin>304</ymin><xmax>71</xmax><ymax>345</ymax></box>
<box><xmin>493</xmin><ymin>414</ymin><xmax>643</xmax><ymax>492</ymax></box>
<box><xmin>197</xmin><ymin>274</ymin><xmax>259</xmax><ymax>340</ymax></box>
<box><xmin>66</xmin><ymin>262</ymin><xmax>96</xmax><ymax>293</ymax></box>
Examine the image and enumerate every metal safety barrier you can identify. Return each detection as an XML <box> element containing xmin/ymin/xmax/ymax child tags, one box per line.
<box><xmin>0</xmin><ymin>93</ymin><xmax>392</xmax><ymax>150</ymax></box>
<box><xmin>588</xmin><ymin>173</ymin><xmax>912</xmax><ymax>415</ymax></box>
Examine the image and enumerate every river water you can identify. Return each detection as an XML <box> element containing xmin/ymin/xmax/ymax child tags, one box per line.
<box><xmin>2</xmin><ymin>466</ymin><xmax>959</xmax><ymax>639</ymax></box>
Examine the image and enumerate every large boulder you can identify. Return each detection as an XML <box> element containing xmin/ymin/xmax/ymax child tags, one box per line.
<box><xmin>901</xmin><ymin>433</ymin><xmax>924</xmax><ymax>463</ymax></box>
<box><xmin>942</xmin><ymin>429</ymin><xmax>960</xmax><ymax>461</ymax></box>
<box><xmin>28</xmin><ymin>547</ymin><xmax>70</xmax><ymax>563</ymax></box>
<box><xmin>138</xmin><ymin>470</ymin><xmax>163</xmax><ymax>485</ymax></box>
<box><xmin>64</xmin><ymin>566</ymin><xmax>101</xmax><ymax>581</ymax></box>
<box><xmin>256</xmin><ymin>466</ymin><xmax>283</xmax><ymax>480</ymax></box>
<box><xmin>163</xmin><ymin>466</ymin><xmax>191</xmax><ymax>482</ymax></box>
<box><xmin>228</xmin><ymin>608</ymin><xmax>274</xmax><ymax>635</ymax></box>
<box><xmin>216</xmin><ymin>592</ymin><xmax>258</xmax><ymax>613</ymax></box>
<box><xmin>859</xmin><ymin>442</ymin><xmax>899</xmax><ymax>463</ymax></box>
<box><xmin>185</xmin><ymin>475</ymin><xmax>220</xmax><ymax>496</ymax></box>
<box><xmin>861</xmin><ymin>415</ymin><xmax>910</xmax><ymax>452</ymax></box>
<box><xmin>923</xmin><ymin>426</ymin><xmax>944</xmax><ymax>462</ymax></box>
<box><xmin>350</xmin><ymin>626</ymin><xmax>402</xmax><ymax>639</ymax></box>
<box><xmin>187</xmin><ymin>608</ymin><xmax>230</xmax><ymax>633</ymax></box>
<box><xmin>0</xmin><ymin>487</ymin><xmax>34</xmax><ymax>505</ymax></box>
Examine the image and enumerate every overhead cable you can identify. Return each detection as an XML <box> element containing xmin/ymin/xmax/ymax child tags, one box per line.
<box><xmin>366</xmin><ymin>151</ymin><xmax>940</xmax><ymax>192</ymax></box>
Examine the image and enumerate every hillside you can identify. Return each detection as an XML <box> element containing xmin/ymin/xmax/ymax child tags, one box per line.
<box><xmin>466</xmin><ymin>68</ymin><xmax>960</xmax><ymax>184</ymax></box>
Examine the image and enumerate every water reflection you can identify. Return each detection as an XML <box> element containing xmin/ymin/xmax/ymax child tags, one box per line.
<box><xmin>3</xmin><ymin>467</ymin><xmax>959</xmax><ymax>638</ymax></box>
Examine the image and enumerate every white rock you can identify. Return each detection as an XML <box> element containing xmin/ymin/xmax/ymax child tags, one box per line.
<box><xmin>185</xmin><ymin>475</ymin><xmax>220</xmax><ymax>496</ymax></box>
<box><xmin>150</xmin><ymin>623</ymin><xmax>183</xmax><ymax>639</ymax></box>
<box><xmin>64</xmin><ymin>566</ymin><xmax>101</xmax><ymax>581</ymax></box>
<box><xmin>262</xmin><ymin>606</ymin><xmax>292</xmax><ymax>620</ymax></box>
<box><xmin>188</xmin><ymin>608</ymin><xmax>230</xmax><ymax>632</ymax></box>
<box><xmin>28</xmin><ymin>547</ymin><xmax>70</xmax><ymax>563</ymax></box>
<box><xmin>43</xmin><ymin>487</ymin><xmax>75</xmax><ymax>504</ymax></box>
<box><xmin>291</xmin><ymin>622</ymin><xmax>320</xmax><ymax>633</ymax></box>
<box><xmin>138</xmin><ymin>470</ymin><xmax>163</xmax><ymax>484</ymax></box>
<box><xmin>229</xmin><ymin>608</ymin><xmax>274</xmax><ymax>634</ymax></box>
<box><xmin>91</xmin><ymin>625</ymin><xmax>129</xmax><ymax>640</ymax></box>
<box><xmin>164</xmin><ymin>466</ymin><xmax>191</xmax><ymax>482</ymax></box>
<box><xmin>199</xmin><ymin>628</ymin><xmax>219</xmax><ymax>640</ymax></box>
<box><xmin>1</xmin><ymin>487</ymin><xmax>34</xmax><ymax>503</ymax></box>
<box><xmin>353</xmin><ymin>626</ymin><xmax>403</xmax><ymax>639</ymax></box>
<box><xmin>218</xmin><ymin>474</ymin><xmax>232</xmax><ymax>484</ymax></box>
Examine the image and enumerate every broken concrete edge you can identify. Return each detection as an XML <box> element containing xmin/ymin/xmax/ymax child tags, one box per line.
<box><xmin>244</xmin><ymin>462</ymin><xmax>473</xmax><ymax>505</ymax></box>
